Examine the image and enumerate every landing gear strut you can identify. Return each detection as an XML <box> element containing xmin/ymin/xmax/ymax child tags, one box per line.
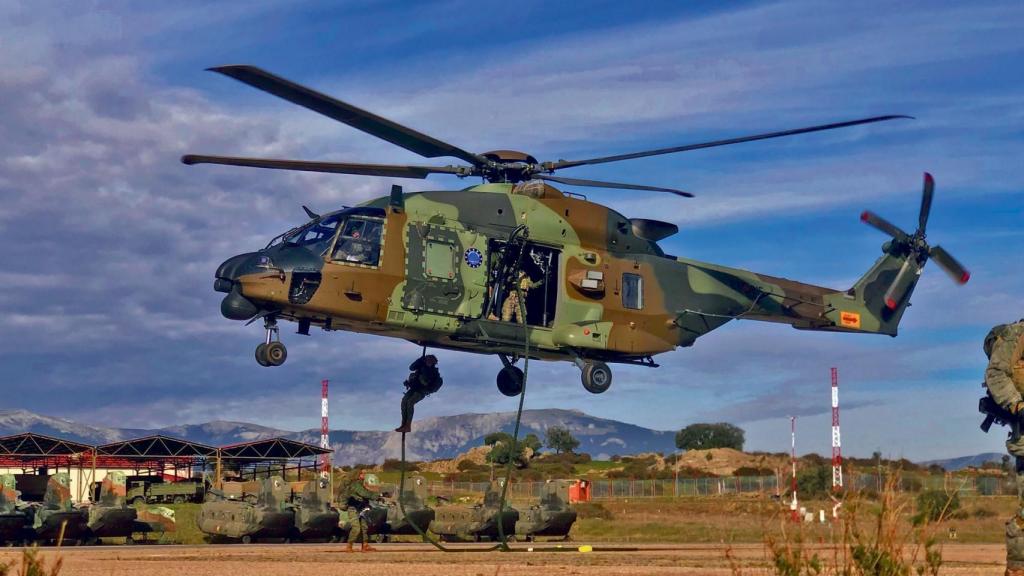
<box><xmin>255</xmin><ymin>317</ymin><xmax>287</xmax><ymax>367</ymax></box>
<box><xmin>496</xmin><ymin>354</ymin><xmax>524</xmax><ymax>397</ymax></box>
<box><xmin>575</xmin><ymin>358</ymin><xmax>611</xmax><ymax>394</ymax></box>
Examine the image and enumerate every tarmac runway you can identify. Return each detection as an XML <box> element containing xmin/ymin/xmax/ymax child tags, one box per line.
<box><xmin>0</xmin><ymin>542</ymin><xmax>1009</xmax><ymax>575</ymax></box>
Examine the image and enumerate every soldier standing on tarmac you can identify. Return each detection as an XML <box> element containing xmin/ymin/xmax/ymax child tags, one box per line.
<box><xmin>338</xmin><ymin>470</ymin><xmax>379</xmax><ymax>552</ymax></box>
<box><xmin>980</xmin><ymin>319</ymin><xmax>1024</xmax><ymax>575</ymax></box>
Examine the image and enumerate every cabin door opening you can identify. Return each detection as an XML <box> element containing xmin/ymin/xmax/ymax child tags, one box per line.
<box><xmin>485</xmin><ymin>239</ymin><xmax>559</xmax><ymax>328</ymax></box>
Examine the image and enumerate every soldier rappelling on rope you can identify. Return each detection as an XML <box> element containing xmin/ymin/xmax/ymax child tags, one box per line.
<box><xmin>395</xmin><ymin>354</ymin><xmax>443</xmax><ymax>434</ymax></box>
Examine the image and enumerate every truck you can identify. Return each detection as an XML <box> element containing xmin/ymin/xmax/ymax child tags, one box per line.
<box><xmin>125</xmin><ymin>479</ymin><xmax>205</xmax><ymax>505</ymax></box>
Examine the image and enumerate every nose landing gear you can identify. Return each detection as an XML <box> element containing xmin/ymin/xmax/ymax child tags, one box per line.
<box><xmin>255</xmin><ymin>317</ymin><xmax>288</xmax><ymax>367</ymax></box>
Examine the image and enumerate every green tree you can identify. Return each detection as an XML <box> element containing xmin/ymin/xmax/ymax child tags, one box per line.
<box><xmin>674</xmin><ymin>423</ymin><xmax>745</xmax><ymax>451</ymax></box>
<box><xmin>484</xmin><ymin>432</ymin><xmax>531</xmax><ymax>468</ymax></box>
<box><xmin>545</xmin><ymin>426</ymin><xmax>580</xmax><ymax>454</ymax></box>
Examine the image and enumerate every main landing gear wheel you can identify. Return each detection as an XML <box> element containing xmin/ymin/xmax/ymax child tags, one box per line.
<box><xmin>255</xmin><ymin>317</ymin><xmax>287</xmax><ymax>367</ymax></box>
<box><xmin>581</xmin><ymin>360</ymin><xmax>612</xmax><ymax>394</ymax></box>
<box><xmin>497</xmin><ymin>366</ymin><xmax>525</xmax><ymax>397</ymax></box>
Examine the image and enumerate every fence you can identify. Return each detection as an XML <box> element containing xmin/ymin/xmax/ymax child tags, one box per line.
<box><xmin>413</xmin><ymin>473</ymin><xmax>1017</xmax><ymax>501</ymax></box>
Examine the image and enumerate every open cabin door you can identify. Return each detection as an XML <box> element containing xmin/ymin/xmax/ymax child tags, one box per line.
<box><xmin>402</xmin><ymin>222</ymin><xmax>488</xmax><ymax>318</ymax></box>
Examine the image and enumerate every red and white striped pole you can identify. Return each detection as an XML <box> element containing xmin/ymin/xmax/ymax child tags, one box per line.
<box><xmin>790</xmin><ymin>416</ymin><xmax>799</xmax><ymax>522</ymax></box>
<box><xmin>320</xmin><ymin>379</ymin><xmax>330</xmax><ymax>479</ymax></box>
<box><xmin>831</xmin><ymin>367</ymin><xmax>843</xmax><ymax>491</ymax></box>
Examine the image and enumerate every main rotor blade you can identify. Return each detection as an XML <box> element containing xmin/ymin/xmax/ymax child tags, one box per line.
<box><xmin>918</xmin><ymin>172</ymin><xmax>934</xmax><ymax>233</ymax></box>
<box><xmin>547</xmin><ymin>115</ymin><xmax>913</xmax><ymax>171</ymax></box>
<box><xmin>929</xmin><ymin>245</ymin><xmax>970</xmax><ymax>284</ymax></box>
<box><xmin>181</xmin><ymin>154</ymin><xmax>470</xmax><ymax>179</ymax></box>
<box><xmin>535</xmin><ymin>174</ymin><xmax>694</xmax><ymax>197</ymax></box>
<box><xmin>860</xmin><ymin>210</ymin><xmax>910</xmax><ymax>241</ymax></box>
<box><xmin>209</xmin><ymin>65</ymin><xmax>487</xmax><ymax>167</ymax></box>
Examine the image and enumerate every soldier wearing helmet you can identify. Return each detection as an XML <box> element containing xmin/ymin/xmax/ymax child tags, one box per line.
<box><xmin>338</xmin><ymin>470</ymin><xmax>379</xmax><ymax>552</ymax></box>
<box><xmin>981</xmin><ymin>319</ymin><xmax>1024</xmax><ymax>575</ymax></box>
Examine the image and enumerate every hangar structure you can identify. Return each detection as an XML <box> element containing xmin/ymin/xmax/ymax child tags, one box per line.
<box><xmin>0</xmin><ymin>432</ymin><xmax>332</xmax><ymax>503</ymax></box>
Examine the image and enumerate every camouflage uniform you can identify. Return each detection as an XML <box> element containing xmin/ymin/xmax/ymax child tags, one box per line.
<box><xmin>981</xmin><ymin>320</ymin><xmax>1024</xmax><ymax>575</ymax></box>
<box><xmin>500</xmin><ymin>272</ymin><xmax>540</xmax><ymax>323</ymax></box>
<box><xmin>338</xmin><ymin>472</ymin><xmax>377</xmax><ymax>551</ymax></box>
<box><xmin>396</xmin><ymin>355</ymin><xmax>442</xmax><ymax>433</ymax></box>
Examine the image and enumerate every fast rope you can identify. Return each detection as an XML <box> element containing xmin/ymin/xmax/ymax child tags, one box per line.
<box><xmin>397</xmin><ymin>226</ymin><xmax>531</xmax><ymax>552</ymax></box>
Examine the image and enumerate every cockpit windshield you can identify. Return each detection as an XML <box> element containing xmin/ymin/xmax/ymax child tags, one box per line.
<box><xmin>267</xmin><ymin>214</ymin><xmax>342</xmax><ymax>255</ymax></box>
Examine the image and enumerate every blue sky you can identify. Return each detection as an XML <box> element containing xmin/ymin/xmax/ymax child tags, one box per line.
<box><xmin>2</xmin><ymin>0</ymin><xmax>1022</xmax><ymax>460</ymax></box>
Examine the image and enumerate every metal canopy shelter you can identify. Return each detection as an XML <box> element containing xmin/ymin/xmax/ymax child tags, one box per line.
<box><xmin>216</xmin><ymin>437</ymin><xmax>331</xmax><ymax>481</ymax></box>
<box><xmin>0</xmin><ymin>432</ymin><xmax>91</xmax><ymax>470</ymax></box>
<box><xmin>93</xmin><ymin>434</ymin><xmax>219</xmax><ymax>479</ymax></box>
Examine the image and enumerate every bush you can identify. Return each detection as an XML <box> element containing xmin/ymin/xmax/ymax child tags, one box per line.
<box><xmin>456</xmin><ymin>460</ymin><xmax>485</xmax><ymax>472</ymax></box>
<box><xmin>733</xmin><ymin>466</ymin><xmax>773</xmax><ymax>476</ymax></box>
<box><xmin>795</xmin><ymin>465</ymin><xmax>832</xmax><ymax>499</ymax></box>
<box><xmin>914</xmin><ymin>489</ymin><xmax>961</xmax><ymax>524</ymax></box>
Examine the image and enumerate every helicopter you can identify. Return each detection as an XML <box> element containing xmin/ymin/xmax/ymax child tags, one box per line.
<box><xmin>182</xmin><ymin>65</ymin><xmax>969</xmax><ymax>396</ymax></box>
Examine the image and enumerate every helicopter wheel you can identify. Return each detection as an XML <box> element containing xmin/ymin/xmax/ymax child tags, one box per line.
<box><xmin>264</xmin><ymin>341</ymin><xmax>287</xmax><ymax>366</ymax></box>
<box><xmin>255</xmin><ymin>343</ymin><xmax>270</xmax><ymax>367</ymax></box>
<box><xmin>581</xmin><ymin>361</ymin><xmax>612</xmax><ymax>394</ymax></box>
<box><xmin>496</xmin><ymin>366</ymin><xmax>524</xmax><ymax>397</ymax></box>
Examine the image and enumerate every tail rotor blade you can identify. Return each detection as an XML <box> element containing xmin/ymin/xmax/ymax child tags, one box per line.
<box><xmin>883</xmin><ymin>259</ymin><xmax>919</xmax><ymax>310</ymax></box>
<box><xmin>930</xmin><ymin>245</ymin><xmax>970</xmax><ymax>284</ymax></box>
<box><xmin>860</xmin><ymin>211</ymin><xmax>910</xmax><ymax>241</ymax></box>
<box><xmin>918</xmin><ymin>172</ymin><xmax>934</xmax><ymax>233</ymax></box>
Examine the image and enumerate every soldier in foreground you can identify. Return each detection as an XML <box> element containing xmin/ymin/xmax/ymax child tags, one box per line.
<box><xmin>395</xmin><ymin>355</ymin><xmax>442</xmax><ymax>433</ymax></box>
<box><xmin>979</xmin><ymin>319</ymin><xmax>1024</xmax><ymax>575</ymax></box>
<box><xmin>338</xmin><ymin>470</ymin><xmax>379</xmax><ymax>552</ymax></box>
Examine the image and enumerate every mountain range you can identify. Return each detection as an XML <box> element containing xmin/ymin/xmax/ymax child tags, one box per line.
<box><xmin>0</xmin><ymin>408</ymin><xmax>677</xmax><ymax>465</ymax></box>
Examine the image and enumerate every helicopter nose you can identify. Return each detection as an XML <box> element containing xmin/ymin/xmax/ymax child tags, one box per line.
<box><xmin>215</xmin><ymin>252</ymin><xmax>262</xmax><ymax>321</ymax></box>
<box><xmin>214</xmin><ymin>252</ymin><xmax>261</xmax><ymax>292</ymax></box>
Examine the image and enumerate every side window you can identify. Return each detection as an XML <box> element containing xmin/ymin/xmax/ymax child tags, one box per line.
<box><xmin>622</xmin><ymin>273</ymin><xmax>643</xmax><ymax>310</ymax></box>
<box><xmin>332</xmin><ymin>217</ymin><xmax>383</xmax><ymax>266</ymax></box>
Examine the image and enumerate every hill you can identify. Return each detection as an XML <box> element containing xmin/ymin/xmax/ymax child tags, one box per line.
<box><xmin>0</xmin><ymin>408</ymin><xmax>675</xmax><ymax>465</ymax></box>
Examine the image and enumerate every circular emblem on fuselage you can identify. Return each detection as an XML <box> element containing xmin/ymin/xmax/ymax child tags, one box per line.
<box><xmin>465</xmin><ymin>247</ymin><xmax>483</xmax><ymax>268</ymax></box>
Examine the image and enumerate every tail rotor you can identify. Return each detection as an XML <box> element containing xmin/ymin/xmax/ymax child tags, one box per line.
<box><xmin>860</xmin><ymin>172</ymin><xmax>969</xmax><ymax>310</ymax></box>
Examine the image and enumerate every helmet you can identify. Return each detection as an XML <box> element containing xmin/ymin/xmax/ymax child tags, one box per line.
<box><xmin>363</xmin><ymin>473</ymin><xmax>380</xmax><ymax>489</ymax></box>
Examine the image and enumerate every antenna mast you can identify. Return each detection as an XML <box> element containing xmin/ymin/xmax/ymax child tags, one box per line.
<box><xmin>831</xmin><ymin>368</ymin><xmax>843</xmax><ymax>491</ymax></box>
<box><xmin>321</xmin><ymin>379</ymin><xmax>331</xmax><ymax>479</ymax></box>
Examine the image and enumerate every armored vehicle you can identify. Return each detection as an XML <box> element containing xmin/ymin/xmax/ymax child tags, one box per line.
<box><xmin>515</xmin><ymin>479</ymin><xmax>577</xmax><ymax>541</ymax></box>
<box><xmin>86</xmin><ymin>472</ymin><xmax>139</xmax><ymax>543</ymax></box>
<box><xmin>197</xmin><ymin>476</ymin><xmax>295</xmax><ymax>543</ymax></box>
<box><xmin>0</xmin><ymin>474</ymin><xmax>29</xmax><ymax>545</ymax></box>
<box><xmin>381</xmin><ymin>475</ymin><xmax>434</xmax><ymax>540</ymax></box>
<box><xmin>291</xmin><ymin>477</ymin><xmax>339</xmax><ymax>542</ymax></box>
<box><xmin>29</xmin><ymin>473</ymin><xmax>89</xmax><ymax>544</ymax></box>
<box><xmin>430</xmin><ymin>480</ymin><xmax>518</xmax><ymax>542</ymax></box>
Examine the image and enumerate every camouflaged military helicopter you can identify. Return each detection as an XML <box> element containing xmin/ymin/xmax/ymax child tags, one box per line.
<box><xmin>184</xmin><ymin>65</ymin><xmax>970</xmax><ymax>396</ymax></box>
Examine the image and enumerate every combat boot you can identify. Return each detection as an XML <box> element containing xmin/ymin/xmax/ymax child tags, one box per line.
<box><xmin>345</xmin><ymin>542</ymin><xmax>355</xmax><ymax>553</ymax></box>
<box><xmin>361</xmin><ymin>543</ymin><xmax>377</xmax><ymax>552</ymax></box>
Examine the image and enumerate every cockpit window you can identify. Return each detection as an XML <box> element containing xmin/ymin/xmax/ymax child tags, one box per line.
<box><xmin>275</xmin><ymin>214</ymin><xmax>342</xmax><ymax>255</ymax></box>
<box><xmin>332</xmin><ymin>216</ymin><xmax>384</xmax><ymax>266</ymax></box>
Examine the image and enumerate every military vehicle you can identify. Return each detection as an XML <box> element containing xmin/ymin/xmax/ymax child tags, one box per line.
<box><xmin>430</xmin><ymin>480</ymin><xmax>519</xmax><ymax>542</ymax></box>
<box><xmin>29</xmin><ymin>473</ymin><xmax>89</xmax><ymax>544</ymax></box>
<box><xmin>86</xmin><ymin>471</ymin><xmax>139</xmax><ymax>544</ymax></box>
<box><xmin>197</xmin><ymin>476</ymin><xmax>295</xmax><ymax>544</ymax></box>
<box><xmin>291</xmin><ymin>477</ymin><xmax>339</xmax><ymax>542</ymax></box>
<box><xmin>127</xmin><ymin>478</ymin><xmax>204</xmax><ymax>505</ymax></box>
<box><xmin>183</xmin><ymin>68</ymin><xmax>970</xmax><ymax>398</ymax></box>
<box><xmin>0</xmin><ymin>474</ymin><xmax>30</xmax><ymax>545</ymax></box>
<box><xmin>514</xmin><ymin>479</ymin><xmax>577</xmax><ymax>541</ymax></box>
<box><xmin>380</xmin><ymin>475</ymin><xmax>434</xmax><ymax>541</ymax></box>
<box><xmin>133</xmin><ymin>506</ymin><xmax>176</xmax><ymax>543</ymax></box>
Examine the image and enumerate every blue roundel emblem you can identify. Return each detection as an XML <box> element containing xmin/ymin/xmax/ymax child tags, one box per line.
<box><xmin>465</xmin><ymin>247</ymin><xmax>483</xmax><ymax>268</ymax></box>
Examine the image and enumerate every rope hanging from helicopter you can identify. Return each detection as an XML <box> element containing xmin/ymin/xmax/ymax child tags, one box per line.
<box><xmin>397</xmin><ymin>225</ymin><xmax>532</xmax><ymax>552</ymax></box>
